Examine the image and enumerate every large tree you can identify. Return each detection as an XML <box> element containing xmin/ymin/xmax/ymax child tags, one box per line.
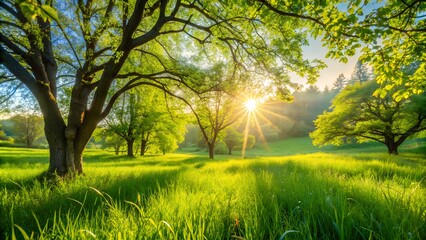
<box><xmin>1</xmin><ymin>0</ymin><xmax>324</xmax><ymax>175</ymax></box>
<box><xmin>311</xmin><ymin>81</ymin><xmax>426</xmax><ymax>154</ymax></box>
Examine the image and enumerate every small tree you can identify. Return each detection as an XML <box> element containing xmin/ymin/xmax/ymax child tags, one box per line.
<box><xmin>311</xmin><ymin>81</ymin><xmax>426</xmax><ymax>155</ymax></box>
<box><xmin>193</xmin><ymin>89</ymin><xmax>242</xmax><ymax>159</ymax></box>
<box><xmin>224</xmin><ymin>127</ymin><xmax>243</xmax><ymax>155</ymax></box>
<box><xmin>332</xmin><ymin>74</ymin><xmax>347</xmax><ymax>91</ymax></box>
<box><xmin>10</xmin><ymin>114</ymin><xmax>44</xmax><ymax>148</ymax></box>
<box><xmin>348</xmin><ymin>61</ymin><xmax>371</xmax><ymax>85</ymax></box>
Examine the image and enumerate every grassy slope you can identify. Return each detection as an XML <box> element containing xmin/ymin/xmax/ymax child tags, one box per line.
<box><xmin>0</xmin><ymin>139</ymin><xmax>425</xmax><ymax>239</ymax></box>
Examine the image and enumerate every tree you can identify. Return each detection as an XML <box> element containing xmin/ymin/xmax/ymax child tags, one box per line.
<box><xmin>0</xmin><ymin>124</ymin><xmax>8</xmax><ymax>141</ymax></box>
<box><xmin>311</xmin><ymin>81</ymin><xmax>426</xmax><ymax>154</ymax></box>
<box><xmin>305</xmin><ymin>85</ymin><xmax>320</xmax><ymax>94</ymax></box>
<box><xmin>1</xmin><ymin>0</ymin><xmax>324</xmax><ymax>176</ymax></box>
<box><xmin>348</xmin><ymin>61</ymin><xmax>371</xmax><ymax>85</ymax></box>
<box><xmin>316</xmin><ymin>1</ymin><xmax>425</xmax><ymax>98</ymax></box>
<box><xmin>103</xmin><ymin>90</ymin><xmax>140</xmax><ymax>157</ymax></box>
<box><xmin>332</xmin><ymin>74</ymin><xmax>347</xmax><ymax>91</ymax></box>
<box><xmin>224</xmin><ymin>127</ymin><xmax>243</xmax><ymax>155</ymax></box>
<box><xmin>193</xmin><ymin>89</ymin><xmax>242</xmax><ymax>159</ymax></box>
<box><xmin>10</xmin><ymin>114</ymin><xmax>44</xmax><ymax>148</ymax></box>
<box><xmin>260</xmin><ymin>1</ymin><xmax>425</xmax><ymax>97</ymax></box>
<box><xmin>103</xmin><ymin>86</ymin><xmax>186</xmax><ymax>157</ymax></box>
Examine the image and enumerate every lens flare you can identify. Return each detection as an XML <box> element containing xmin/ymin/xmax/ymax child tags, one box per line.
<box><xmin>245</xmin><ymin>99</ymin><xmax>257</xmax><ymax>111</ymax></box>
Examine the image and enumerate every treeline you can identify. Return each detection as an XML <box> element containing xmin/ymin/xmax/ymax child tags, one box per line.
<box><xmin>253</xmin><ymin>61</ymin><xmax>372</xmax><ymax>141</ymax></box>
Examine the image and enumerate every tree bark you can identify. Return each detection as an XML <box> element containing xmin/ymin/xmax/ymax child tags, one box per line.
<box><xmin>127</xmin><ymin>138</ymin><xmax>135</xmax><ymax>157</ymax></box>
<box><xmin>114</xmin><ymin>145</ymin><xmax>120</xmax><ymax>155</ymax></box>
<box><xmin>43</xmin><ymin>104</ymin><xmax>68</xmax><ymax>176</ymax></box>
<box><xmin>140</xmin><ymin>139</ymin><xmax>148</xmax><ymax>156</ymax></box>
<box><xmin>207</xmin><ymin>142</ymin><xmax>215</xmax><ymax>159</ymax></box>
<box><xmin>385</xmin><ymin>137</ymin><xmax>399</xmax><ymax>155</ymax></box>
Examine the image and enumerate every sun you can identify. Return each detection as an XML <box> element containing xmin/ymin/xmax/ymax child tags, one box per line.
<box><xmin>245</xmin><ymin>99</ymin><xmax>257</xmax><ymax>112</ymax></box>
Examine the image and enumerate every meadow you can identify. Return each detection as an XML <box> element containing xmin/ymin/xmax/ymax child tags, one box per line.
<box><xmin>0</xmin><ymin>138</ymin><xmax>425</xmax><ymax>239</ymax></box>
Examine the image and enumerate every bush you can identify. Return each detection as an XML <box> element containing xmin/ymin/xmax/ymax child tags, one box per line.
<box><xmin>214</xmin><ymin>142</ymin><xmax>227</xmax><ymax>155</ymax></box>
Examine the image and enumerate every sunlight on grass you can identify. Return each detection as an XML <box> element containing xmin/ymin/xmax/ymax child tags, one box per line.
<box><xmin>1</xmin><ymin>147</ymin><xmax>425</xmax><ymax>239</ymax></box>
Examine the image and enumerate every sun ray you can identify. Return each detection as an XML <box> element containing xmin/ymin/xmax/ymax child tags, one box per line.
<box><xmin>252</xmin><ymin>112</ymin><xmax>269</xmax><ymax>151</ymax></box>
<box><xmin>258</xmin><ymin>108</ymin><xmax>293</xmax><ymax>121</ymax></box>
<box><xmin>255</xmin><ymin>110</ymin><xmax>284</xmax><ymax>133</ymax></box>
<box><xmin>241</xmin><ymin>111</ymin><xmax>252</xmax><ymax>157</ymax></box>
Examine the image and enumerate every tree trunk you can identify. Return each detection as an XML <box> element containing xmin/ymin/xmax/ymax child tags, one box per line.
<box><xmin>207</xmin><ymin>142</ymin><xmax>215</xmax><ymax>159</ymax></box>
<box><xmin>140</xmin><ymin>139</ymin><xmax>148</xmax><ymax>156</ymax></box>
<box><xmin>127</xmin><ymin>139</ymin><xmax>135</xmax><ymax>157</ymax></box>
<box><xmin>385</xmin><ymin>137</ymin><xmax>399</xmax><ymax>155</ymax></box>
<box><xmin>46</xmin><ymin>130</ymin><xmax>68</xmax><ymax>176</ymax></box>
<box><xmin>228</xmin><ymin>147</ymin><xmax>232</xmax><ymax>155</ymax></box>
<box><xmin>386</xmin><ymin>143</ymin><xmax>399</xmax><ymax>155</ymax></box>
<box><xmin>114</xmin><ymin>145</ymin><xmax>120</xmax><ymax>155</ymax></box>
<box><xmin>44</xmin><ymin>113</ymin><xmax>68</xmax><ymax>176</ymax></box>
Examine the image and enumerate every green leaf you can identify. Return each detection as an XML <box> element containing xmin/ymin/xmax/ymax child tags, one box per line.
<box><xmin>40</xmin><ymin>5</ymin><xmax>59</xmax><ymax>22</ymax></box>
<box><xmin>19</xmin><ymin>2</ymin><xmax>38</xmax><ymax>20</ymax></box>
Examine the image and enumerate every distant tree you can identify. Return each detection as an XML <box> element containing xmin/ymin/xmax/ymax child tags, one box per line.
<box><xmin>138</xmin><ymin>93</ymin><xmax>187</xmax><ymax>156</ymax></box>
<box><xmin>348</xmin><ymin>61</ymin><xmax>371</xmax><ymax>85</ymax></box>
<box><xmin>103</xmin><ymin>87</ymin><xmax>185</xmax><ymax>157</ymax></box>
<box><xmin>103</xmin><ymin>90</ymin><xmax>140</xmax><ymax>157</ymax></box>
<box><xmin>305</xmin><ymin>85</ymin><xmax>320</xmax><ymax>94</ymax></box>
<box><xmin>323</xmin><ymin>86</ymin><xmax>330</xmax><ymax>94</ymax></box>
<box><xmin>245</xmin><ymin>134</ymin><xmax>256</xmax><ymax>150</ymax></box>
<box><xmin>311</xmin><ymin>81</ymin><xmax>426</xmax><ymax>155</ymax></box>
<box><xmin>193</xmin><ymin>90</ymin><xmax>241</xmax><ymax>159</ymax></box>
<box><xmin>0</xmin><ymin>125</ymin><xmax>8</xmax><ymax>141</ymax></box>
<box><xmin>10</xmin><ymin>114</ymin><xmax>44</xmax><ymax>148</ymax></box>
<box><xmin>155</xmin><ymin>120</ymin><xmax>186</xmax><ymax>155</ymax></box>
<box><xmin>93</xmin><ymin>128</ymin><xmax>125</xmax><ymax>155</ymax></box>
<box><xmin>224</xmin><ymin>127</ymin><xmax>243</xmax><ymax>155</ymax></box>
<box><xmin>180</xmin><ymin>124</ymin><xmax>201</xmax><ymax>148</ymax></box>
<box><xmin>106</xmin><ymin>134</ymin><xmax>126</xmax><ymax>155</ymax></box>
<box><xmin>332</xmin><ymin>74</ymin><xmax>347</xmax><ymax>91</ymax></box>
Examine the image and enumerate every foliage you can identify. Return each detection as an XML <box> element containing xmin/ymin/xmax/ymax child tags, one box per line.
<box><xmin>1</xmin><ymin>146</ymin><xmax>425</xmax><ymax>239</ymax></box>
<box><xmin>101</xmin><ymin>86</ymin><xmax>186</xmax><ymax>156</ymax></box>
<box><xmin>0</xmin><ymin>123</ymin><xmax>8</xmax><ymax>141</ymax></box>
<box><xmin>317</xmin><ymin>0</ymin><xmax>425</xmax><ymax>98</ymax></box>
<box><xmin>311</xmin><ymin>80</ymin><xmax>426</xmax><ymax>154</ymax></box>
<box><xmin>3</xmin><ymin>114</ymin><xmax>45</xmax><ymax>148</ymax></box>
<box><xmin>1</xmin><ymin>0</ymin><xmax>326</xmax><ymax>174</ymax></box>
<box><xmin>191</xmin><ymin>85</ymin><xmax>244</xmax><ymax>159</ymax></box>
<box><xmin>260</xmin><ymin>0</ymin><xmax>425</xmax><ymax>97</ymax></box>
<box><xmin>245</xmin><ymin>134</ymin><xmax>256</xmax><ymax>150</ymax></box>
<box><xmin>224</xmin><ymin>127</ymin><xmax>243</xmax><ymax>155</ymax></box>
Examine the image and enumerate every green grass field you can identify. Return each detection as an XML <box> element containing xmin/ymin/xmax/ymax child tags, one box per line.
<box><xmin>1</xmin><ymin>138</ymin><xmax>425</xmax><ymax>239</ymax></box>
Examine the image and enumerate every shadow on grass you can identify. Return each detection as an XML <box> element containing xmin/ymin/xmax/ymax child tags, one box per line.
<box><xmin>0</xmin><ymin>167</ymin><xmax>183</xmax><ymax>239</ymax></box>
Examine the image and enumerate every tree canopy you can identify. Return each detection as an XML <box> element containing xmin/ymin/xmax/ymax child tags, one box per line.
<box><xmin>311</xmin><ymin>80</ymin><xmax>426</xmax><ymax>154</ymax></box>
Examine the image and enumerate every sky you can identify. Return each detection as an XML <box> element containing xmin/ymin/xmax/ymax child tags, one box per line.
<box><xmin>292</xmin><ymin>38</ymin><xmax>360</xmax><ymax>91</ymax></box>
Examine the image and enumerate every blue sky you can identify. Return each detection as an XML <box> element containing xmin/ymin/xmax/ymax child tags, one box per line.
<box><xmin>293</xmin><ymin>38</ymin><xmax>359</xmax><ymax>90</ymax></box>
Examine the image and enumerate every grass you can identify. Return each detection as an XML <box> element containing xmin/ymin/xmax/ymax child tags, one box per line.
<box><xmin>0</xmin><ymin>139</ymin><xmax>425</xmax><ymax>239</ymax></box>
